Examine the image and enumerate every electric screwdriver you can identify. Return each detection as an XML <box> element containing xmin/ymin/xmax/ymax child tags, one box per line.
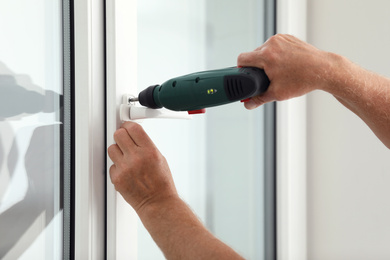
<box><xmin>131</xmin><ymin>67</ymin><xmax>270</xmax><ymax>114</ymax></box>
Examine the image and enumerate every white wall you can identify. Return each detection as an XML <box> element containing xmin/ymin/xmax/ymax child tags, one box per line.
<box><xmin>306</xmin><ymin>0</ymin><xmax>390</xmax><ymax>259</ymax></box>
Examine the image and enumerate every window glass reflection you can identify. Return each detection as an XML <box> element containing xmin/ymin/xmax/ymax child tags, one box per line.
<box><xmin>0</xmin><ymin>1</ymin><xmax>63</xmax><ymax>258</ymax></box>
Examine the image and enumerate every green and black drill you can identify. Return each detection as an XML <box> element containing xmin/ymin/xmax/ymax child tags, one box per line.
<box><xmin>130</xmin><ymin>67</ymin><xmax>270</xmax><ymax>114</ymax></box>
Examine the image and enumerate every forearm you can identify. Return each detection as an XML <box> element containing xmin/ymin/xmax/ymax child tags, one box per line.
<box><xmin>321</xmin><ymin>53</ymin><xmax>390</xmax><ymax>148</ymax></box>
<box><xmin>108</xmin><ymin>123</ymin><xmax>243</xmax><ymax>259</ymax></box>
<box><xmin>137</xmin><ymin>196</ymin><xmax>244</xmax><ymax>260</ymax></box>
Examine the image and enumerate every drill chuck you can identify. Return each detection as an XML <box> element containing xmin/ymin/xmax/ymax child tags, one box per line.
<box><xmin>138</xmin><ymin>85</ymin><xmax>161</xmax><ymax>109</ymax></box>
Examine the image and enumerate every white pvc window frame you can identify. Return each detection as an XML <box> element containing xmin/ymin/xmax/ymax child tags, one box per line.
<box><xmin>106</xmin><ymin>0</ymin><xmax>138</xmax><ymax>259</ymax></box>
<box><xmin>73</xmin><ymin>0</ymin><xmax>106</xmax><ymax>258</ymax></box>
<box><xmin>276</xmin><ymin>0</ymin><xmax>308</xmax><ymax>259</ymax></box>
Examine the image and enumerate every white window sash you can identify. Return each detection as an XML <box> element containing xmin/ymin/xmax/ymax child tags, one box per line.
<box><xmin>106</xmin><ymin>0</ymin><xmax>138</xmax><ymax>259</ymax></box>
<box><xmin>74</xmin><ymin>0</ymin><xmax>106</xmax><ymax>258</ymax></box>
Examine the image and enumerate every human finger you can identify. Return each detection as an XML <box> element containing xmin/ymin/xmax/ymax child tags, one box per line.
<box><xmin>237</xmin><ymin>51</ymin><xmax>265</xmax><ymax>68</ymax></box>
<box><xmin>113</xmin><ymin>127</ymin><xmax>136</xmax><ymax>153</ymax></box>
<box><xmin>121</xmin><ymin>121</ymin><xmax>156</xmax><ymax>148</ymax></box>
<box><xmin>107</xmin><ymin>143</ymin><xmax>123</xmax><ymax>163</ymax></box>
<box><xmin>244</xmin><ymin>82</ymin><xmax>276</xmax><ymax>110</ymax></box>
<box><xmin>109</xmin><ymin>164</ymin><xmax>119</xmax><ymax>185</ymax></box>
<box><xmin>244</xmin><ymin>89</ymin><xmax>275</xmax><ymax>110</ymax></box>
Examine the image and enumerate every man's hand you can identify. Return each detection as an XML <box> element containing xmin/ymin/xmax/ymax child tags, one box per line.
<box><xmin>107</xmin><ymin>122</ymin><xmax>244</xmax><ymax>259</ymax></box>
<box><xmin>238</xmin><ymin>34</ymin><xmax>337</xmax><ymax>109</ymax></box>
<box><xmin>108</xmin><ymin>121</ymin><xmax>178</xmax><ymax>214</ymax></box>
<box><xmin>238</xmin><ymin>34</ymin><xmax>390</xmax><ymax>148</ymax></box>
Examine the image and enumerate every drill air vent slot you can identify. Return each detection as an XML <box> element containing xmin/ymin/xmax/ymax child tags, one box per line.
<box><xmin>224</xmin><ymin>76</ymin><xmax>252</xmax><ymax>101</ymax></box>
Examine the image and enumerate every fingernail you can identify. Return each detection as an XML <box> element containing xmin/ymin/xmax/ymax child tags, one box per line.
<box><xmin>245</xmin><ymin>100</ymin><xmax>257</xmax><ymax>110</ymax></box>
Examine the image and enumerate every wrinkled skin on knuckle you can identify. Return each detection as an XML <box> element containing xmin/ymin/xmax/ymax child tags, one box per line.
<box><xmin>264</xmin><ymin>38</ymin><xmax>286</xmax><ymax>63</ymax></box>
<box><xmin>261</xmin><ymin>48</ymin><xmax>278</xmax><ymax>67</ymax></box>
<box><xmin>267</xmin><ymin>34</ymin><xmax>285</xmax><ymax>49</ymax></box>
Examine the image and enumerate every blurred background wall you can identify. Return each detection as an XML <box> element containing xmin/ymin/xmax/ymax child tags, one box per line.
<box><xmin>306</xmin><ymin>0</ymin><xmax>390</xmax><ymax>259</ymax></box>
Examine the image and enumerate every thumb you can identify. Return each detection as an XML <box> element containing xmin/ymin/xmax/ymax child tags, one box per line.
<box><xmin>237</xmin><ymin>51</ymin><xmax>264</xmax><ymax>68</ymax></box>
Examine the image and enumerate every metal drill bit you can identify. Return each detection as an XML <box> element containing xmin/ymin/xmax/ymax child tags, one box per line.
<box><xmin>128</xmin><ymin>97</ymin><xmax>139</xmax><ymax>102</ymax></box>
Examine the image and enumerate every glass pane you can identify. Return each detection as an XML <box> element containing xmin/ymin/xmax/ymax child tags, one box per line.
<box><xmin>0</xmin><ymin>0</ymin><xmax>64</xmax><ymax>258</ymax></box>
<box><xmin>137</xmin><ymin>0</ymin><xmax>270</xmax><ymax>259</ymax></box>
